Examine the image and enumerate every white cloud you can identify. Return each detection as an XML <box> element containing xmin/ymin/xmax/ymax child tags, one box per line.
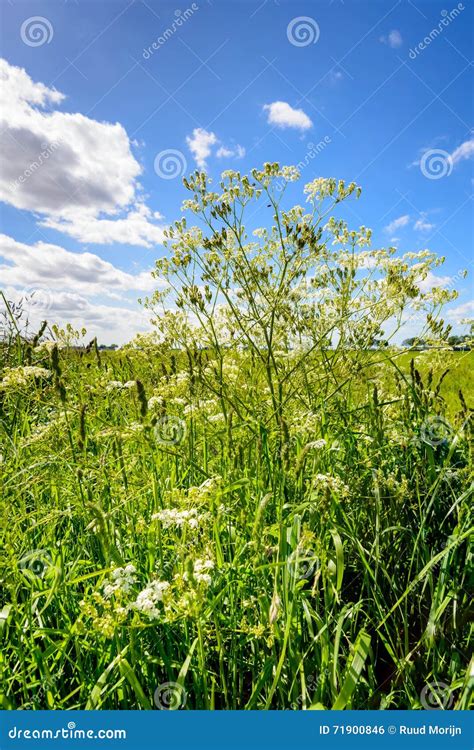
<box><xmin>40</xmin><ymin>204</ymin><xmax>165</xmax><ymax>247</ymax></box>
<box><xmin>186</xmin><ymin>128</ymin><xmax>217</xmax><ymax>169</ymax></box>
<box><xmin>411</xmin><ymin>137</ymin><xmax>474</xmax><ymax>171</ymax></box>
<box><xmin>186</xmin><ymin>128</ymin><xmax>245</xmax><ymax>168</ymax></box>
<box><xmin>414</xmin><ymin>213</ymin><xmax>435</xmax><ymax>232</ymax></box>
<box><xmin>446</xmin><ymin>300</ymin><xmax>474</xmax><ymax>323</ymax></box>
<box><xmin>327</xmin><ymin>70</ymin><xmax>343</xmax><ymax>85</ymax></box>
<box><xmin>0</xmin><ymin>233</ymin><xmax>161</xmax><ymax>299</ymax></box>
<box><xmin>0</xmin><ymin>58</ymin><xmax>164</xmax><ymax>247</ymax></box>
<box><xmin>384</xmin><ymin>214</ymin><xmax>410</xmax><ymax>234</ymax></box>
<box><xmin>450</xmin><ymin>137</ymin><xmax>474</xmax><ymax>166</ymax></box>
<box><xmin>3</xmin><ymin>285</ymin><xmax>152</xmax><ymax>345</ymax></box>
<box><xmin>216</xmin><ymin>144</ymin><xmax>246</xmax><ymax>159</ymax></box>
<box><xmin>263</xmin><ymin>101</ymin><xmax>313</xmax><ymax>131</ymax></box>
<box><xmin>380</xmin><ymin>30</ymin><xmax>403</xmax><ymax>48</ymax></box>
<box><xmin>417</xmin><ymin>271</ymin><xmax>453</xmax><ymax>293</ymax></box>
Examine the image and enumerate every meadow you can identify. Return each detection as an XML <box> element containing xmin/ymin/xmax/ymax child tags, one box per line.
<box><xmin>0</xmin><ymin>165</ymin><xmax>472</xmax><ymax>710</ymax></box>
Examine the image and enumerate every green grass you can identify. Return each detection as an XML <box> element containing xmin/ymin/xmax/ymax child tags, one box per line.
<box><xmin>0</xmin><ymin>341</ymin><xmax>472</xmax><ymax>710</ymax></box>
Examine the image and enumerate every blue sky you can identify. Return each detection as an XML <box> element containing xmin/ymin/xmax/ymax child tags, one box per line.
<box><xmin>0</xmin><ymin>0</ymin><xmax>472</xmax><ymax>343</ymax></box>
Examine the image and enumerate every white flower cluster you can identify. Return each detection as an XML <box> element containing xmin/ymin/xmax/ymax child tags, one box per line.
<box><xmin>102</xmin><ymin>564</ymin><xmax>137</xmax><ymax>598</ymax></box>
<box><xmin>105</xmin><ymin>380</ymin><xmax>136</xmax><ymax>392</ymax></box>
<box><xmin>306</xmin><ymin>439</ymin><xmax>327</xmax><ymax>450</ymax></box>
<box><xmin>152</xmin><ymin>507</ymin><xmax>199</xmax><ymax>529</ymax></box>
<box><xmin>147</xmin><ymin>395</ymin><xmax>165</xmax><ymax>410</ymax></box>
<box><xmin>34</xmin><ymin>341</ymin><xmax>61</xmax><ymax>354</ymax></box>
<box><xmin>281</xmin><ymin>165</ymin><xmax>300</xmax><ymax>182</ymax></box>
<box><xmin>106</xmin><ymin>380</ymin><xmax>123</xmax><ymax>391</ymax></box>
<box><xmin>1</xmin><ymin>366</ymin><xmax>51</xmax><ymax>389</ymax></box>
<box><xmin>312</xmin><ymin>473</ymin><xmax>349</xmax><ymax>496</ymax></box>
<box><xmin>132</xmin><ymin>580</ymin><xmax>170</xmax><ymax>620</ymax></box>
<box><xmin>184</xmin><ymin>558</ymin><xmax>214</xmax><ymax>586</ymax></box>
<box><xmin>186</xmin><ymin>476</ymin><xmax>222</xmax><ymax>505</ymax></box>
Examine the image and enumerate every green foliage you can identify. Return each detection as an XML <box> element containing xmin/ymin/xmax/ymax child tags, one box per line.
<box><xmin>0</xmin><ymin>167</ymin><xmax>472</xmax><ymax>710</ymax></box>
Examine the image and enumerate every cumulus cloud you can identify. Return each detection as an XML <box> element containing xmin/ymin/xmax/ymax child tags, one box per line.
<box><xmin>0</xmin><ymin>234</ymin><xmax>161</xmax><ymax>299</ymax></box>
<box><xmin>380</xmin><ymin>30</ymin><xmax>403</xmax><ymax>48</ymax></box>
<box><xmin>0</xmin><ymin>58</ymin><xmax>164</xmax><ymax>247</ymax></box>
<box><xmin>216</xmin><ymin>144</ymin><xmax>246</xmax><ymax>159</ymax></box>
<box><xmin>185</xmin><ymin>128</ymin><xmax>245</xmax><ymax>168</ymax></box>
<box><xmin>186</xmin><ymin>128</ymin><xmax>218</xmax><ymax>169</ymax></box>
<box><xmin>384</xmin><ymin>214</ymin><xmax>410</xmax><ymax>234</ymax></box>
<box><xmin>411</xmin><ymin>137</ymin><xmax>474</xmax><ymax>171</ymax></box>
<box><xmin>450</xmin><ymin>137</ymin><xmax>474</xmax><ymax>166</ymax></box>
<box><xmin>263</xmin><ymin>101</ymin><xmax>312</xmax><ymax>131</ymax></box>
<box><xmin>40</xmin><ymin>204</ymin><xmax>165</xmax><ymax>247</ymax></box>
<box><xmin>417</xmin><ymin>271</ymin><xmax>454</xmax><ymax>293</ymax></box>
<box><xmin>3</xmin><ymin>284</ymin><xmax>152</xmax><ymax>345</ymax></box>
<box><xmin>446</xmin><ymin>300</ymin><xmax>474</xmax><ymax>323</ymax></box>
<box><xmin>414</xmin><ymin>213</ymin><xmax>435</xmax><ymax>232</ymax></box>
